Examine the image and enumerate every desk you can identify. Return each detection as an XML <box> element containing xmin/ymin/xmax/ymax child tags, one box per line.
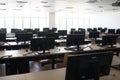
<box><xmin>1</xmin><ymin>43</ymin><xmax>120</xmax><ymax>64</ymax></box>
<box><xmin>0</xmin><ymin>68</ymin><xmax>120</xmax><ymax>80</ymax></box>
<box><xmin>3</xmin><ymin>38</ymin><xmax>102</xmax><ymax>50</ymax></box>
<box><xmin>0</xmin><ymin>42</ymin><xmax>30</xmax><ymax>50</ymax></box>
<box><xmin>0</xmin><ymin>43</ymin><xmax>120</xmax><ymax>75</ymax></box>
<box><xmin>55</xmin><ymin>38</ymin><xmax>102</xmax><ymax>44</ymax></box>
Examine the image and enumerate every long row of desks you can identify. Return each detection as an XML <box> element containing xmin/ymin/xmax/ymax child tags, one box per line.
<box><xmin>1</xmin><ymin>38</ymin><xmax>102</xmax><ymax>50</ymax></box>
<box><xmin>0</xmin><ymin>43</ymin><xmax>120</xmax><ymax>64</ymax></box>
<box><xmin>0</xmin><ymin>43</ymin><xmax>120</xmax><ymax>75</ymax></box>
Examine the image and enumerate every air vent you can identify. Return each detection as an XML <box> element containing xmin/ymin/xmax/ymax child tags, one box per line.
<box><xmin>16</xmin><ymin>1</ymin><xmax>28</xmax><ymax>3</ymax></box>
<box><xmin>0</xmin><ymin>3</ymin><xmax>6</xmax><ymax>5</ymax></box>
<box><xmin>0</xmin><ymin>9</ymin><xmax>6</xmax><ymax>10</ymax></box>
<box><xmin>14</xmin><ymin>9</ymin><xmax>22</xmax><ymax>11</ymax></box>
<box><xmin>86</xmin><ymin>0</ymin><xmax>98</xmax><ymax>3</ymax></box>
<box><xmin>112</xmin><ymin>8</ymin><xmax>119</xmax><ymax>10</ymax></box>
<box><xmin>98</xmin><ymin>6</ymin><xmax>103</xmax><ymax>8</ymax></box>
<box><xmin>43</xmin><ymin>5</ymin><xmax>51</xmax><ymax>7</ymax></box>
<box><xmin>41</xmin><ymin>1</ymin><xmax>48</xmax><ymax>3</ymax></box>
<box><xmin>66</xmin><ymin>7</ymin><xmax>73</xmax><ymax>9</ymax></box>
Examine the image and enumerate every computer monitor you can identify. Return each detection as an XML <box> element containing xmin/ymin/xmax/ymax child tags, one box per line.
<box><xmin>24</xmin><ymin>28</ymin><xmax>33</xmax><ymax>33</ymax></box>
<box><xmin>16</xmin><ymin>33</ymin><xmax>33</xmax><ymax>44</ymax></box>
<box><xmin>0</xmin><ymin>28</ymin><xmax>7</xmax><ymax>33</ymax></box>
<box><xmin>0</xmin><ymin>33</ymin><xmax>6</xmax><ymax>42</ymax></box>
<box><xmin>116</xmin><ymin>29</ymin><xmax>120</xmax><ymax>34</ymax></box>
<box><xmin>66</xmin><ymin>34</ymin><xmax>85</xmax><ymax>51</ymax></box>
<box><xmin>43</xmin><ymin>28</ymin><xmax>49</xmax><ymax>32</ymax></box>
<box><xmin>93</xmin><ymin>28</ymin><xmax>97</xmax><ymax>32</ymax></box>
<box><xmin>52</xmin><ymin>28</ymin><xmax>57</xmax><ymax>32</ymax></box>
<box><xmin>37</xmin><ymin>31</ymin><xmax>46</xmax><ymax>37</ymax></box>
<box><xmin>89</xmin><ymin>31</ymin><xmax>100</xmax><ymax>40</ymax></box>
<box><xmin>87</xmin><ymin>28</ymin><xmax>92</xmax><ymax>32</ymax></box>
<box><xmin>72</xmin><ymin>31</ymin><xmax>85</xmax><ymax>35</ymax></box>
<box><xmin>11</xmin><ymin>29</ymin><xmax>22</xmax><ymax>33</ymax></box>
<box><xmin>58</xmin><ymin>30</ymin><xmax>67</xmax><ymax>36</ymax></box>
<box><xmin>45</xmin><ymin>33</ymin><xmax>59</xmax><ymax>39</ymax></box>
<box><xmin>98</xmin><ymin>27</ymin><xmax>102</xmax><ymax>30</ymax></box>
<box><xmin>108</xmin><ymin>29</ymin><xmax>115</xmax><ymax>34</ymax></box>
<box><xmin>65</xmin><ymin>51</ymin><xmax>113</xmax><ymax>80</ymax></box>
<box><xmin>33</xmin><ymin>28</ymin><xmax>39</xmax><ymax>34</ymax></box>
<box><xmin>102</xmin><ymin>34</ymin><xmax>118</xmax><ymax>47</ymax></box>
<box><xmin>30</xmin><ymin>37</ymin><xmax>55</xmax><ymax>53</ymax></box>
<box><xmin>100</xmin><ymin>29</ymin><xmax>106</xmax><ymax>33</ymax></box>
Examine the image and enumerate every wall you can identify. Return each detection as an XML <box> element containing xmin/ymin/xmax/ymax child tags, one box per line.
<box><xmin>89</xmin><ymin>12</ymin><xmax>120</xmax><ymax>29</ymax></box>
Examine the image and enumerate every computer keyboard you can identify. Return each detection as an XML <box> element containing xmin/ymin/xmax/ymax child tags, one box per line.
<box><xmin>64</xmin><ymin>46</ymin><xmax>78</xmax><ymax>51</ymax></box>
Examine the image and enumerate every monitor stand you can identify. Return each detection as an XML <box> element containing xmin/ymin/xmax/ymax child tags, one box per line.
<box><xmin>112</xmin><ymin>64</ymin><xmax>120</xmax><ymax>70</ymax></box>
<box><xmin>97</xmin><ymin>44</ymin><xmax>116</xmax><ymax>48</ymax></box>
<box><xmin>64</xmin><ymin>45</ymin><xmax>83</xmax><ymax>51</ymax></box>
<box><xmin>42</xmin><ymin>50</ymin><xmax>50</xmax><ymax>54</ymax></box>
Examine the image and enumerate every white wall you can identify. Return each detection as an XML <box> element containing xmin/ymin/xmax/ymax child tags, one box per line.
<box><xmin>89</xmin><ymin>12</ymin><xmax>120</xmax><ymax>29</ymax></box>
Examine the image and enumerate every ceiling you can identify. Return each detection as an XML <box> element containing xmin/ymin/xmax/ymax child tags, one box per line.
<box><xmin>0</xmin><ymin>0</ymin><xmax>120</xmax><ymax>13</ymax></box>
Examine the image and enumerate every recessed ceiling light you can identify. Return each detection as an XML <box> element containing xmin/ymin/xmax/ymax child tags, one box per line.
<box><xmin>66</xmin><ymin>7</ymin><xmax>73</xmax><ymax>9</ymax></box>
<box><xmin>43</xmin><ymin>5</ymin><xmax>51</xmax><ymax>7</ymax></box>
<box><xmin>41</xmin><ymin>1</ymin><xmax>48</xmax><ymax>3</ymax></box>
<box><xmin>16</xmin><ymin>1</ymin><xmax>28</xmax><ymax>4</ymax></box>
<box><xmin>98</xmin><ymin>6</ymin><xmax>103</xmax><ymax>8</ymax></box>
<box><xmin>112</xmin><ymin>8</ymin><xmax>119</xmax><ymax>10</ymax></box>
<box><xmin>86</xmin><ymin>8</ymin><xmax>91</xmax><ymax>10</ymax></box>
<box><xmin>86</xmin><ymin>0</ymin><xmax>98</xmax><ymax>3</ymax></box>
<box><xmin>0</xmin><ymin>9</ymin><xmax>6</xmax><ymax>10</ymax></box>
<box><xmin>0</xmin><ymin>3</ymin><xmax>6</xmax><ymax>5</ymax></box>
<box><xmin>14</xmin><ymin>8</ymin><xmax>22</xmax><ymax>11</ymax></box>
<box><xmin>35</xmin><ymin>10</ymin><xmax>40</xmax><ymax>12</ymax></box>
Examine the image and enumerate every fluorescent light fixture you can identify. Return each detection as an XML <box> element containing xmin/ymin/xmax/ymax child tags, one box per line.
<box><xmin>0</xmin><ymin>3</ymin><xmax>6</xmax><ymax>5</ymax></box>
<box><xmin>14</xmin><ymin>9</ymin><xmax>22</xmax><ymax>11</ymax></box>
<box><xmin>16</xmin><ymin>1</ymin><xmax>28</xmax><ymax>3</ymax></box>
<box><xmin>66</xmin><ymin>7</ymin><xmax>73</xmax><ymax>9</ymax></box>
<box><xmin>43</xmin><ymin>5</ymin><xmax>51</xmax><ymax>7</ymax></box>
<box><xmin>112</xmin><ymin>8</ymin><xmax>119</xmax><ymax>10</ymax></box>
<box><xmin>86</xmin><ymin>0</ymin><xmax>98</xmax><ymax>3</ymax></box>
<box><xmin>0</xmin><ymin>9</ymin><xmax>6</xmax><ymax>10</ymax></box>
<box><xmin>98</xmin><ymin>6</ymin><xmax>103</xmax><ymax>8</ymax></box>
<box><xmin>41</xmin><ymin>1</ymin><xmax>48</xmax><ymax>3</ymax></box>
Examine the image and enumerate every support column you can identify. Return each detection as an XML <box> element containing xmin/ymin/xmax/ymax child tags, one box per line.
<box><xmin>49</xmin><ymin>12</ymin><xmax>55</xmax><ymax>28</ymax></box>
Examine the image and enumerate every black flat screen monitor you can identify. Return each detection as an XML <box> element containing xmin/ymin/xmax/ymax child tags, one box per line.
<box><xmin>98</xmin><ymin>27</ymin><xmax>102</xmax><ymax>30</ymax></box>
<box><xmin>65</xmin><ymin>51</ymin><xmax>113</xmax><ymax>80</ymax></box>
<box><xmin>45</xmin><ymin>33</ymin><xmax>59</xmax><ymax>39</ymax></box>
<box><xmin>66</xmin><ymin>34</ymin><xmax>85</xmax><ymax>51</ymax></box>
<box><xmin>24</xmin><ymin>28</ymin><xmax>33</xmax><ymax>32</ymax></box>
<box><xmin>30</xmin><ymin>37</ymin><xmax>55</xmax><ymax>53</ymax></box>
<box><xmin>102</xmin><ymin>35</ymin><xmax>118</xmax><ymax>47</ymax></box>
<box><xmin>0</xmin><ymin>33</ymin><xmax>6</xmax><ymax>42</ymax></box>
<box><xmin>43</xmin><ymin>28</ymin><xmax>49</xmax><ymax>32</ymax></box>
<box><xmin>58</xmin><ymin>30</ymin><xmax>67</xmax><ymax>36</ymax></box>
<box><xmin>100</xmin><ymin>29</ymin><xmax>106</xmax><ymax>33</ymax></box>
<box><xmin>16</xmin><ymin>33</ymin><xmax>33</xmax><ymax>43</ymax></box>
<box><xmin>11</xmin><ymin>29</ymin><xmax>21</xmax><ymax>33</ymax></box>
<box><xmin>37</xmin><ymin>31</ymin><xmax>46</xmax><ymax>37</ymax></box>
<box><xmin>108</xmin><ymin>29</ymin><xmax>115</xmax><ymax>34</ymax></box>
<box><xmin>116</xmin><ymin>29</ymin><xmax>120</xmax><ymax>34</ymax></box>
<box><xmin>89</xmin><ymin>31</ymin><xmax>99</xmax><ymax>40</ymax></box>
<box><xmin>87</xmin><ymin>28</ymin><xmax>92</xmax><ymax>32</ymax></box>
<box><xmin>33</xmin><ymin>28</ymin><xmax>39</xmax><ymax>34</ymax></box>
<box><xmin>52</xmin><ymin>28</ymin><xmax>57</xmax><ymax>32</ymax></box>
<box><xmin>72</xmin><ymin>31</ymin><xmax>85</xmax><ymax>35</ymax></box>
